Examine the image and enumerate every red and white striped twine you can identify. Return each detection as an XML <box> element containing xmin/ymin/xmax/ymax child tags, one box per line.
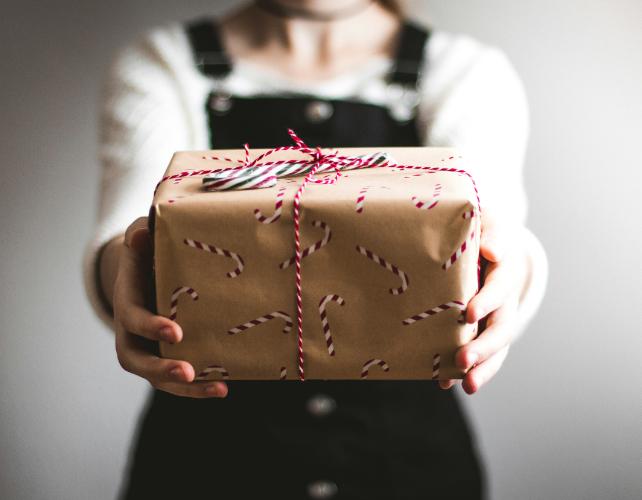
<box><xmin>411</xmin><ymin>183</ymin><xmax>442</xmax><ymax>210</ymax></box>
<box><xmin>355</xmin><ymin>244</ymin><xmax>409</xmax><ymax>295</ymax></box>
<box><xmin>318</xmin><ymin>294</ymin><xmax>345</xmax><ymax>356</ymax></box>
<box><xmin>254</xmin><ymin>186</ymin><xmax>287</xmax><ymax>224</ymax></box>
<box><xmin>169</xmin><ymin>286</ymin><xmax>198</xmax><ymax>321</ymax></box>
<box><xmin>195</xmin><ymin>364</ymin><xmax>230</xmax><ymax>381</ymax></box>
<box><xmin>227</xmin><ymin>311</ymin><xmax>293</xmax><ymax>335</ymax></box>
<box><xmin>156</xmin><ymin>129</ymin><xmax>482</xmax><ymax>380</ymax></box>
<box><xmin>279</xmin><ymin>366</ymin><xmax>287</xmax><ymax>380</ymax></box>
<box><xmin>361</xmin><ymin>359</ymin><xmax>390</xmax><ymax>379</ymax></box>
<box><xmin>402</xmin><ymin>301</ymin><xmax>466</xmax><ymax>326</ymax></box>
<box><xmin>279</xmin><ymin>220</ymin><xmax>331</xmax><ymax>269</ymax></box>
<box><xmin>183</xmin><ymin>238</ymin><xmax>244</xmax><ymax>278</ymax></box>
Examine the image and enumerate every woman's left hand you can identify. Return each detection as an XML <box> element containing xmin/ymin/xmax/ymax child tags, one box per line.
<box><xmin>440</xmin><ymin>211</ymin><xmax>528</xmax><ymax>395</ymax></box>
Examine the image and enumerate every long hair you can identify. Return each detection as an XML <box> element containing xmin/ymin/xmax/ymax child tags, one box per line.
<box><xmin>378</xmin><ymin>0</ymin><xmax>403</xmax><ymax>15</ymax></box>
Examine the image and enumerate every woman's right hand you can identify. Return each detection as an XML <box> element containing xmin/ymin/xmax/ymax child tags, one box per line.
<box><xmin>112</xmin><ymin>217</ymin><xmax>228</xmax><ymax>398</ymax></box>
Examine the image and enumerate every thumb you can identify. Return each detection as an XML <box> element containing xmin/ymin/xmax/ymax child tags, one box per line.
<box><xmin>480</xmin><ymin>211</ymin><xmax>507</xmax><ymax>263</ymax></box>
<box><xmin>124</xmin><ymin>217</ymin><xmax>151</xmax><ymax>256</ymax></box>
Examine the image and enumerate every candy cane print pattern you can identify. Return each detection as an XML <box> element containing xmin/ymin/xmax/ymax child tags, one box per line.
<box><xmin>227</xmin><ymin>311</ymin><xmax>293</xmax><ymax>335</ymax></box>
<box><xmin>360</xmin><ymin>359</ymin><xmax>390</xmax><ymax>379</ymax></box>
<box><xmin>411</xmin><ymin>183</ymin><xmax>442</xmax><ymax>210</ymax></box>
<box><xmin>355</xmin><ymin>185</ymin><xmax>391</xmax><ymax>214</ymax></box>
<box><xmin>183</xmin><ymin>239</ymin><xmax>244</xmax><ymax>278</ymax></box>
<box><xmin>355</xmin><ymin>185</ymin><xmax>371</xmax><ymax>213</ymax></box>
<box><xmin>402</xmin><ymin>301</ymin><xmax>466</xmax><ymax>326</ymax></box>
<box><xmin>169</xmin><ymin>286</ymin><xmax>198</xmax><ymax>321</ymax></box>
<box><xmin>442</xmin><ymin>229</ymin><xmax>476</xmax><ymax>271</ymax></box>
<box><xmin>195</xmin><ymin>364</ymin><xmax>230</xmax><ymax>381</ymax></box>
<box><xmin>280</xmin><ymin>220</ymin><xmax>331</xmax><ymax>269</ymax></box>
<box><xmin>279</xmin><ymin>367</ymin><xmax>287</xmax><ymax>380</ymax></box>
<box><xmin>355</xmin><ymin>245</ymin><xmax>409</xmax><ymax>295</ymax></box>
<box><xmin>431</xmin><ymin>354</ymin><xmax>441</xmax><ymax>380</ymax></box>
<box><xmin>254</xmin><ymin>186</ymin><xmax>286</xmax><ymax>224</ymax></box>
<box><xmin>318</xmin><ymin>294</ymin><xmax>345</xmax><ymax>356</ymax></box>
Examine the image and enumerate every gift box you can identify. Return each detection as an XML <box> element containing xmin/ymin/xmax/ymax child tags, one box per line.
<box><xmin>150</xmin><ymin>139</ymin><xmax>481</xmax><ymax>380</ymax></box>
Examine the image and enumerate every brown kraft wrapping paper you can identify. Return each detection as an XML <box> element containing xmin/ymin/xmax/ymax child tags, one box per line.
<box><xmin>151</xmin><ymin>147</ymin><xmax>480</xmax><ymax>381</ymax></box>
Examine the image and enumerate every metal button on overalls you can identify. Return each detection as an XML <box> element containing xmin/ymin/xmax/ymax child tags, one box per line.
<box><xmin>305</xmin><ymin>100</ymin><xmax>334</xmax><ymax>123</ymax></box>
<box><xmin>307</xmin><ymin>480</ymin><xmax>338</xmax><ymax>499</ymax></box>
<box><xmin>306</xmin><ymin>394</ymin><xmax>337</xmax><ymax>417</ymax></box>
<box><xmin>209</xmin><ymin>92</ymin><xmax>232</xmax><ymax>114</ymax></box>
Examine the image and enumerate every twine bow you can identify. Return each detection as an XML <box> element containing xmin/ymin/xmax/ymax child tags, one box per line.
<box><xmin>201</xmin><ymin>130</ymin><xmax>392</xmax><ymax>191</ymax></box>
<box><xmin>155</xmin><ymin>129</ymin><xmax>481</xmax><ymax>382</ymax></box>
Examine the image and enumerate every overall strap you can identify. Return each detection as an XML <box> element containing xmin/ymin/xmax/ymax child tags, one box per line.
<box><xmin>186</xmin><ymin>19</ymin><xmax>232</xmax><ymax>78</ymax></box>
<box><xmin>388</xmin><ymin>21</ymin><xmax>430</xmax><ymax>87</ymax></box>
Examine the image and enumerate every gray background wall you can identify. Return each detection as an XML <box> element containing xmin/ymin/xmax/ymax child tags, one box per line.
<box><xmin>1</xmin><ymin>1</ymin><xmax>640</xmax><ymax>499</ymax></box>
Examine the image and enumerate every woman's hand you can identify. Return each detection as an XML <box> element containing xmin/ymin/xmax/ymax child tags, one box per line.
<box><xmin>112</xmin><ymin>217</ymin><xmax>228</xmax><ymax>398</ymax></box>
<box><xmin>440</xmin><ymin>212</ymin><xmax>528</xmax><ymax>395</ymax></box>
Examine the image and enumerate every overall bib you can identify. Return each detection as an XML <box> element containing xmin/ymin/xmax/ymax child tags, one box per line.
<box><xmin>122</xmin><ymin>19</ymin><xmax>485</xmax><ymax>500</ymax></box>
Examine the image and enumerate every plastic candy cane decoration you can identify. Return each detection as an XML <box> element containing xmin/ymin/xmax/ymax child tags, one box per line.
<box><xmin>169</xmin><ymin>286</ymin><xmax>198</xmax><ymax>321</ymax></box>
<box><xmin>432</xmin><ymin>354</ymin><xmax>441</xmax><ymax>380</ymax></box>
<box><xmin>183</xmin><ymin>238</ymin><xmax>244</xmax><ymax>278</ymax></box>
<box><xmin>361</xmin><ymin>359</ymin><xmax>390</xmax><ymax>379</ymax></box>
<box><xmin>402</xmin><ymin>301</ymin><xmax>466</xmax><ymax>326</ymax></box>
<box><xmin>195</xmin><ymin>364</ymin><xmax>230</xmax><ymax>381</ymax></box>
<box><xmin>254</xmin><ymin>186</ymin><xmax>286</xmax><ymax>224</ymax></box>
<box><xmin>355</xmin><ymin>185</ymin><xmax>390</xmax><ymax>214</ymax></box>
<box><xmin>280</xmin><ymin>220</ymin><xmax>331</xmax><ymax>269</ymax></box>
<box><xmin>227</xmin><ymin>311</ymin><xmax>293</xmax><ymax>335</ymax></box>
<box><xmin>318</xmin><ymin>294</ymin><xmax>345</xmax><ymax>356</ymax></box>
<box><xmin>411</xmin><ymin>183</ymin><xmax>442</xmax><ymax>210</ymax></box>
<box><xmin>355</xmin><ymin>245</ymin><xmax>409</xmax><ymax>295</ymax></box>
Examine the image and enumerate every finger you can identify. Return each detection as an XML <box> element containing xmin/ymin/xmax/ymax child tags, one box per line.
<box><xmin>479</xmin><ymin>212</ymin><xmax>507</xmax><ymax>263</ymax></box>
<box><xmin>124</xmin><ymin>217</ymin><xmax>150</xmax><ymax>250</ymax></box>
<box><xmin>117</xmin><ymin>237</ymin><xmax>152</xmax><ymax>296</ymax></box>
<box><xmin>457</xmin><ymin>299</ymin><xmax>517</xmax><ymax>371</ymax></box>
<box><xmin>116</xmin><ymin>330</ymin><xmax>195</xmax><ymax>383</ymax></box>
<box><xmin>439</xmin><ymin>379</ymin><xmax>457</xmax><ymax>390</ymax></box>
<box><xmin>117</xmin><ymin>298</ymin><xmax>182</xmax><ymax>343</ymax></box>
<box><xmin>462</xmin><ymin>346</ymin><xmax>509</xmax><ymax>395</ymax></box>
<box><xmin>157</xmin><ymin>381</ymin><xmax>229</xmax><ymax>399</ymax></box>
<box><xmin>115</xmin><ymin>243</ymin><xmax>182</xmax><ymax>343</ymax></box>
<box><xmin>466</xmin><ymin>262</ymin><xmax>513</xmax><ymax>323</ymax></box>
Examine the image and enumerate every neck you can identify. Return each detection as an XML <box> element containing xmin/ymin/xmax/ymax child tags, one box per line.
<box><xmin>255</xmin><ymin>0</ymin><xmax>374</xmax><ymax>21</ymax></box>
<box><xmin>251</xmin><ymin>1</ymin><xmax>397</xmax><ymax>65</ymax></box>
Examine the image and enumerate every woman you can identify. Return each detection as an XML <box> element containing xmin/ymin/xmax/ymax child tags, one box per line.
<box><xmin>84</xmin><ymin>1</ymin><xmax>547</xmax><ymax>498</ymax></box>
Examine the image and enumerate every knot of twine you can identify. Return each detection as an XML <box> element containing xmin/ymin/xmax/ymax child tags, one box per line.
<box><xmin>201</xmin><ymin>129</ymin><xmax>392</xmax><ymax>191</ymax></box>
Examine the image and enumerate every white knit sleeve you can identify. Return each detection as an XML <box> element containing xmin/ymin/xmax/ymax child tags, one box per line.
<box><xmin>82</xmin><ymin>24</ymin><xmax>203</xmax><ymax>330</ymax></box>
<box><xmin>419</xmin><ymin>34</ymin><xmax>548</xmax><ymax>338</ymax></box>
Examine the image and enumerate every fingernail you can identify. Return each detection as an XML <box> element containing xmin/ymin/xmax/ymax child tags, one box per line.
<box><xmin>205</xmin><ymin>384</ymin><xmax>220</xmax><ymax>396</ymax></box>
<box><xmin>467</xmin><ymin>352</ymin><xmax>479</xmax><ymax>370</ymax></box>
<box><xmin>160</xmin><ymin>327</ymin><xmax>174</xmax><ymax>343</ymax></box>
<box><xmin>169</xmin><ymin>367</ymin><xmax>182</xmax><ymax>378</ymax></box>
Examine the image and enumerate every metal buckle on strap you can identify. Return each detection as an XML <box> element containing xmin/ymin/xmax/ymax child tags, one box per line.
<box><xmin>386</xmin><ymin>82</ymin><xmax>420</xmax><ymax>123</ymax></box>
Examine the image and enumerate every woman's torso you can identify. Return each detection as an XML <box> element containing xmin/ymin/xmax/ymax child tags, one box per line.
<box><xmin>121</xmin><ymin>18</ymin><xmax>485</xmax><ymax>500</ymax></box>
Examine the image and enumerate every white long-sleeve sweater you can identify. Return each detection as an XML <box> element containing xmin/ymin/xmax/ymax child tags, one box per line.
<box><xmin>83</xmin><ymin>21</ymin><xmax>548</xmax><ymax>336</ymax></box>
